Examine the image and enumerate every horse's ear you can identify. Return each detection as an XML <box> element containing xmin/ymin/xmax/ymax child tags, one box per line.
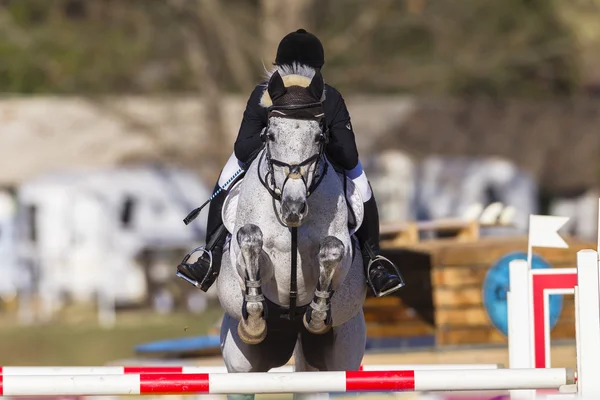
<box><xmin>307</xmin><ymin>71</ymin><xmax>324</xmax><ymax>101</ymax></box>
<box><xmin>268</xmin><ymin>71</ymin><xmax>287</xmax><ymax>102</ymax></box>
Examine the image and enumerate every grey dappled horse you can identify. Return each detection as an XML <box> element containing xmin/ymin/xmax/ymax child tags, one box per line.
<box><xmin>216</xmin><ymin>65</ymin><xmax>367</xmax><ymax>400</ymax></box>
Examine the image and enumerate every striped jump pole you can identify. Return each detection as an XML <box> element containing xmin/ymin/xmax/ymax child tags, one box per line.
<box><xmin>0</xmin><ymin>368</ymin><xmax>574</xmax><ymax>396</ymax></box>
<box><xmin>506</xmin><ymin>246</ymin><xmax>600</xmax><ymax>396</ymax></box>
<box><xmin>0</xmin><ymin>364</ymin><xmax>501</xmax><ymax>376</ymax></box>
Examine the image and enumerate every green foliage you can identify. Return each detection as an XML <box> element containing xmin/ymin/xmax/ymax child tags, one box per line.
<box><xmin>438</xmin><ymin>0</ymin><xmax>580</xmax><ymax>98</ymax></box>
<box><xmin>316</xmin><ymin>0</ymin><xmax>580</xmax><ymax>98</ymax></box>
<box><xmin>0</xmin><ymin>0</ymin><xmax>583</xmax><ymax>98</ymax></box>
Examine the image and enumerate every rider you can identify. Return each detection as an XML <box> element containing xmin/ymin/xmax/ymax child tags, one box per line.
<box><xmin>178</xmin><ymin>29</ymin><xmax>404</xmax><ymax>298</ymax></box>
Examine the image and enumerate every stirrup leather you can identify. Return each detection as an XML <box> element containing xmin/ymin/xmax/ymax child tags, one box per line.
<box><xmin>366</xmin><ymin>254</ymin><xmax>406</xmax><ymax>297</ymax></box>
<box><xmin>176</xmin><ymin>246</ymin><xmax>215</xmax><ymax>291</ymax></box>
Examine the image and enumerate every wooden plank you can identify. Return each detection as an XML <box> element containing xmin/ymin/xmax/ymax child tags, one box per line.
<box><xmin>364</xmin><ymin>296</ymin><xmax>403</xmax><ymax>307</ymax></box>
<box><xmin>380</xmin><ymin>218</ymin><xmax>481</xmax><ymax>235</ymax></box>
<box><xmin>432</xmin><ymin>266</ymin><xmax>488</xmax><ymax>287</ymax></box>
<box><xmin>436</xmin><ymin>325</ymin><xmax>506</xmax><ymax>346</ymax></box>
<box><xmin>433</xmin><ymin>286</ymin><xmax>482</xmax><ymax>308</ymax></box>
<box><xmin>365</xmin><ymin>298</ymin><xmax>433</xmax><ymax>311</ymax></box>
<box><xmin>560</xmin><ymin>297</ymin><xmax>575</xmax><ymax>319</ymax></box>
<box><xmin>436</xmin><ymin>307</ymin><xmax>490</xmax><ymax>326</ymax></box>
<box><xmin>433</xmin><ymin>294</ymin><xmax>574</xmax><ymax>324</ymax></box>
<box><xmin>435</xmin><ymin>310</ymin><xmax>575</xmax><ymax>346</ymax></box>
<box><xmin>364</xmin><ymin>295</ymin><xmax>434</xmax><ymax>324</ymax></box>
<box><xmin>437</xmin><ymin>323</ymin><xmax>575</xmax><ymax>347</ymax></box>
<box><xmin>433</xmin><ymin>264</ymin><xmax>582</xmax><ymax>289</ymax></box>
<box><xmin>437</xmin><ymin>236</ymin><xmax>592</xmax><ymax>267</ymax></box>
<box><xmin>552</xmin><ymin>319</ymin><xmax>575</xmax><ymax>339</ymax></box>
<box><xmin>433</xmin><ymin>294</ymin><xmax>574</xmax><ymax>330</ymax></box>
<box><xmin>367</xmin><ymin>322</ymin><xmax>435</xmax><ymax>338</ymax></box>
<box><xmin>381</xmin><ymin>219</ymin><xmax>483</xmax><ymax>246</ymax></box>
<box><xmin>364</xmin><ymin>308</ymin><xmax>424</xmax><ymax>324</ymax></box>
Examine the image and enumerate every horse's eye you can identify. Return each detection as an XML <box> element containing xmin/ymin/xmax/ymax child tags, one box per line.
<box><xmin>315</xmin><ymin>133</ymin><xmax>322</xmax><ymax>143</ymax></box>
<box><xmin>268</xmin><ymin>133</ymin><xmax>275</xmax><ymax>141</ymax></box>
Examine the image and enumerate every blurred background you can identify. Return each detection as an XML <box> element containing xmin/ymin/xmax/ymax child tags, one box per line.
<box><xmin>0</xmin><ymin>0</ymin><xmax>598</xmax><ymax>370</ymax></box>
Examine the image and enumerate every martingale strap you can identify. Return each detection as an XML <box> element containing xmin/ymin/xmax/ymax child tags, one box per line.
<box><xmin>287</xmin><ymin>226</ymin><xmax>298</xmax><ymax>320</ymax></box>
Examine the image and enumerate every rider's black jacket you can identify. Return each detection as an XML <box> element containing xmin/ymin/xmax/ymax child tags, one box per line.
<box><xmin>234</xmin><ymin>82</ymin><xmax>360</xmax><ymax>171</ymax></box>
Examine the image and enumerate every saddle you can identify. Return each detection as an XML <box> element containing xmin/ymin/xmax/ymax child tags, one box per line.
<box><xmin>221</xmin><ymin>169</ymin><xmax>364</xmax><ymax>236</ymax></box>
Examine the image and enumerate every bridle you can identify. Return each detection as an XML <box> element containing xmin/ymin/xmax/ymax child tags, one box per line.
<box><xmin>257</xmin><ymin>99</ymin><xmax>330</xmax><ymax>322</ymax></box>
<box><xmin>258</xmin><ymin>101</ymin><xmax>329</xmax><ymax>203</ymax></box>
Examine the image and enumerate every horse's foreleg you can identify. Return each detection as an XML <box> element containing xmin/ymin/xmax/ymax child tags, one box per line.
<box><xmin>304</xmin><ymin>236</ymin><xmax>344</xmax><ymax>335</ymax></box>
<box><xmin>236</xmin><ymin>224</ymin><xmax>268</xmax><ymax>345</ymax></box>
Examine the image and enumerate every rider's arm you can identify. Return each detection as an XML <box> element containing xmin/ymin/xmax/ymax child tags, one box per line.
<box><xmin>324</xmin><ymin>87</ymin><xmax>360</xmax><ymax>171</ymax></box>
<box><xmin>234</xmin><ymin>84</ymin><xmax>269</xmax><ymax>164</ymax></box>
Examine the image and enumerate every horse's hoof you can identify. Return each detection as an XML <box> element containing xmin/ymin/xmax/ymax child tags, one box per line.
<box><xmin>238</xmin><ymin>318</ymin><xmax>267</xmax><ymax>345</ymax></box>
<box><xmin>303</xmin><ymin>313</ymin><xmax>331</xmax><ymax>335</ymax></box>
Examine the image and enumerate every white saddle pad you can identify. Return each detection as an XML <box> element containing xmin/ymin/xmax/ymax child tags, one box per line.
<box><xmin>221</xmin><ymin>173</ymin><xmax>364</xmax><ymax>235</ymax></box>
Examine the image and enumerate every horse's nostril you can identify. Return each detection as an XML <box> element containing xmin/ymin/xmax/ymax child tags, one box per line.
<box><xmin>300</xmin><ymin>203</ymin><xmax>307</xmax><ymax>214</ymax></box>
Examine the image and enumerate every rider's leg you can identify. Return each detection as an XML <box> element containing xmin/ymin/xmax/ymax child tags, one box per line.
<box><xmin>177</xmin><ymin>152</ymin><xmax>244</xmax><ymax>292</ymax></box>
<box><xmin>348</xmin><ymin>160</ymin><xmax>405</xmax><ymax>297</ymax></box>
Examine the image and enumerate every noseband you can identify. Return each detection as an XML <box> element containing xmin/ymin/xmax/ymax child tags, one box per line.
<box><xmin>258</xmin><ymin>101</ymin><xmax>329</xmax><ymax>202</ymax></box>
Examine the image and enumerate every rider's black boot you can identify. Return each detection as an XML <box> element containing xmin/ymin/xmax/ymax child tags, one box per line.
<box><xmin>356</xmin><ymin>193</ymin><xmax>405</xmax><ymax>297</ymax></box>
<box><xmin>177</xmin><ymin>182</ymin><xmax>229</xmax><ymax>292</ymax></box>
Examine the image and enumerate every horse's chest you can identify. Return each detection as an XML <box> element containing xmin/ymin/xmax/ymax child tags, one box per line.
<box><xmin>263</xmin><ymin>228</ymin><xmax>321</xmax><ymax>306</ymax></box>
<box><xmin>264</xmin><ymin>228</ymin><xmax>319</xmax><ymax>256</ymax></box>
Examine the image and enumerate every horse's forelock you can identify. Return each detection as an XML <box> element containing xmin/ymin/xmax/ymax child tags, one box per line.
<box><xmin>259</xmin><ymin>62</ymin><xmax>326</xmax><ymax>108</ymax></box>
<box><xmin>266</xmin><ymin>62</ymin><xmax>317</xmax><ymax>81</ymax></box>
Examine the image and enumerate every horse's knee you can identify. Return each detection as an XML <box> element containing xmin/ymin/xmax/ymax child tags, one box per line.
<box><xmin>319</xmin><ymin>236</ymin><xmax>344</xmax><ymax>268</ymax></box>
<box><xmin>237</xmin><ymin>224</ymin><xmax>263</xmax><ymax>252</ymax></box>
<box><xmin>237</xmin><ymin>224</ymin><xmax>264</xmax><ymax>271</ymax></box>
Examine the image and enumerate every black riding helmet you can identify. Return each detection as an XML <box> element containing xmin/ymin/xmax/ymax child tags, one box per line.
<box><xmin>275</xmin><ymin>29</ymin><xmax>324</xmax><ymax>69</ymax></box>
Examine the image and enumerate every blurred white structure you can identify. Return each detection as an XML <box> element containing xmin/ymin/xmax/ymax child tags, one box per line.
<box><xmin>0</xmin><ymin>189</ymin><xmax>19</xmax><ymax>303</ymax></box>
<box><xmin>549</xmin><ymin>189</ymin><xmax>600</xmax><ymax>243</ymax></box>
<box><xmin>366</xmin><ymin>152</ymin><xmax>538</xmax><ymax>236</ymax></box>
<box><xmin>15</xmin><ymin>164</ymin><xmax>210</xmax><ymax>324</ymax></box>
<box><xmin>365</xmin><ymin>150</ymin><xmax>416</xmax><ymax>223</ymax></box>
<box><xmin>413</xmin><ymin>156</ymin><xmax>538</xmax><ymax>235</ymax></box>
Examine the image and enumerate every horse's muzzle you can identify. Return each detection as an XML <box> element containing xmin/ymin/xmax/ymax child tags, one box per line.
<box><xmin>281</xmin><ymin>199</ymin><xmax>308</xmax><ymax>227</ymax></box>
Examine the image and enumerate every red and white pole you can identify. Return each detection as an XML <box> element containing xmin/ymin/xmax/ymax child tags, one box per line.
<box><xmin>0</xmin><ymin>363</ymin><xmax>501</xmax><ymax>376</ymax></box>
<box><xmin>0</xmin><ymin>368</ymin><xmax>574</xmax><ymax>396</ymax></box>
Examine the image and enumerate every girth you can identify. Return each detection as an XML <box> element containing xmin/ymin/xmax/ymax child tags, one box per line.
<box><xmin>264</xmin><ymin>295</ymin><xmax>309</xmax><ymax>324</ymax></box>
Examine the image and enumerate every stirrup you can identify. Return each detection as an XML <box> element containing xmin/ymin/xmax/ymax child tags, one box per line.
<box><xmin>176</xmin><ymin>246</ymin><xmax>214</xmax><ymax>290</ymax></box>
<box><xmin>366</xmin><ymin>254</ymin><xmax>406</xmax><ymax>297</ymax></box>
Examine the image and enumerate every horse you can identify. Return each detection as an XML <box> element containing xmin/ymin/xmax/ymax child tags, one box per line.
<box><xmin>215</xmin><ymin>64</ymin><xmax>367</xmax><ymax>400</ymax></box>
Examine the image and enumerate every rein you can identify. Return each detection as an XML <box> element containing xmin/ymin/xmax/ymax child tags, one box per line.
<box><xmin>258</xmin><ymin>101</ymin><xmax>329</xmax><ymax>321</ymax></box>
<box><xmin>289</xmin><ymin>225</ymin><xmax>298</xmax><ymax>320</ymax></box>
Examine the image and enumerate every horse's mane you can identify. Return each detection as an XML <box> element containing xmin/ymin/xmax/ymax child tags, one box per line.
<box><xmin>259</xmin><ymin>62</ymin><xmax>326</xmax><ymax>107</ymax></box>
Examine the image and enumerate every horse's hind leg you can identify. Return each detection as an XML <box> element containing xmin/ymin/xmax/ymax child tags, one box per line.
<box><xmin>221</xmin><ymin>312</ymin><xmax>298</xmax><ymax>400</ymax></box>
<box><xmin>236</xmin><ymin>224</ymin><xmax>268</xmax><ymax>344</ymax></box>
<box><xmin>304</xmin><ymin>236</ymin><xmax>344</xmax><ymax>334</ymax></box>
<box><xmin>293</xmin><ymin>340</ymin><xmax>330</xmax><ymax>400</ymax></box>
<box><xmin>323</xmin><ymin>310</ymin><xmax>365</xmax><ymax>371</ymax></box>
